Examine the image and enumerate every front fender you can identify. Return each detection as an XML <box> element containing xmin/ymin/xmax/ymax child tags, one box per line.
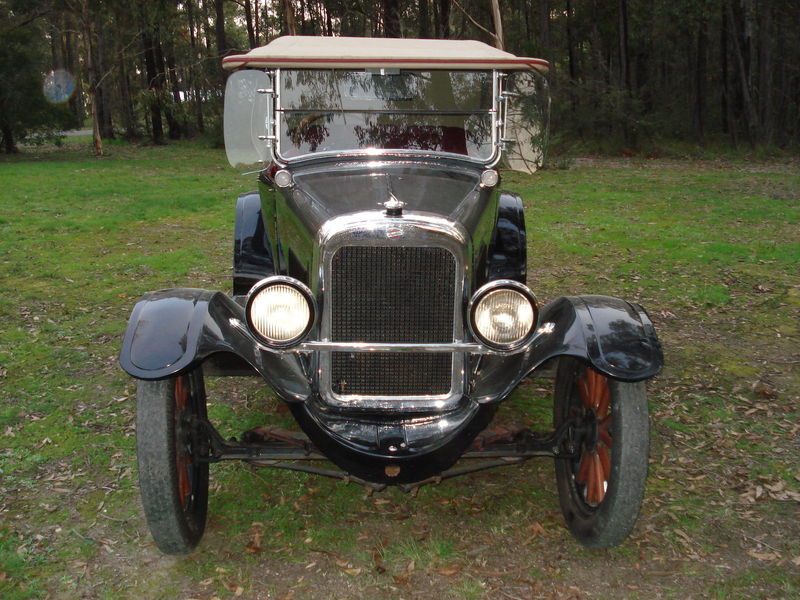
<box><xmin>118</xmin><ymin>288</ymin><xmax>310</xmax><ymax>402</ymax></box>
<box><xmin>471</xmin><ymin>295</ymin><xmax>663</xmax><ymax>402</ymax></box>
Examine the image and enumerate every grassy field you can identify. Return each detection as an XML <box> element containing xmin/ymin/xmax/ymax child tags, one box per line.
<box><xmin>1</xmin><ymin>139</ymin><xmax>798</xmax><ymax>599</ymax></box>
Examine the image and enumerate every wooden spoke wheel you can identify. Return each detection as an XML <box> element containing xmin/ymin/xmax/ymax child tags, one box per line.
<box><xmin>553</xmin><ymin>357</ymin><xmax>649</xmax><ymax>548</ymax></box>
<box><xmin>137</xmin><ymin>369</ymin><xmax>209</xmax><ymax>554</ymax></box>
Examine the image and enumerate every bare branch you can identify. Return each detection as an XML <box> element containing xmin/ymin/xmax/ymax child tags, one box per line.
<box><xmin>451</xmin><ymin>0</ymin><xmax>498</xmax><ymax>42</ymax></box>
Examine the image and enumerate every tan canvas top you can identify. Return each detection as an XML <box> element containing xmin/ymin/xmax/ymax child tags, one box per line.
<box><xmin>222</xmin><ymin>36</ymin><xmax>549</xmax><ymax>74</ymax></box>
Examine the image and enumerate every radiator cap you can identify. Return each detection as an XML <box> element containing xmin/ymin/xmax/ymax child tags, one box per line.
<box><xmin>384</xmin><ymin>195</ymin><xmax>405</xmax><ymax>216</ymax></box>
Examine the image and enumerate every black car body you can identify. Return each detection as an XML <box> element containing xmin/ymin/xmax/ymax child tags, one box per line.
<box><xmin>120</xmin><ymin>36</ymin><xmax>663</xmax><ymax>554</ymax></box>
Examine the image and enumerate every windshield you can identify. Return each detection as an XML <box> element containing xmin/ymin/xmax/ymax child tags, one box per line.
<box><xmin>277</xmin><ymin>69</ymin><xmax>494</xmax><ymax>160</ymax></box>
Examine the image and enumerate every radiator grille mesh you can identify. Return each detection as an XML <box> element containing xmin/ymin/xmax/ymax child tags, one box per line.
<box><xmin>330</xmin><ymin>246</ymin><xmax>455</xmax><ymax>396</ymax></box>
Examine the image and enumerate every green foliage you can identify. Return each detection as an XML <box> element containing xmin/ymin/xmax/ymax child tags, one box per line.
<box><xmin>0</xmin><ymin>5</ymin><xmax>77</xmax><ymax>151</ymax></box>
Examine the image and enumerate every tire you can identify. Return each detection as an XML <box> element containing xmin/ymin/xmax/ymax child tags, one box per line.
<box><xmin>136</xmin><ymin>369</ymin><xmax>209</xmax><ymax>554</ymax></box>
<box><xmin>553</xmin><ymin>357</ymin><xmax>649</xmax><ymax>548</ymax></box>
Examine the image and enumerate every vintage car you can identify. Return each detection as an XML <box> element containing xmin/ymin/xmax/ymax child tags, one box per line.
<box><xmin>120</xmin><ymin>36</ymin><xmax>663</xmax><ymax>554</ymax></box>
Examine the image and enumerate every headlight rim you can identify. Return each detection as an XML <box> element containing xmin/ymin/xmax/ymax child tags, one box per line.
<box><xmin>244</xmin><ymin>275</ymin><xmax>317</xmax><ymax>348</ymax></box>
<box><xmin>468</xmin><ymin>279</ymin><xmax>538</xmax><ymax>352</ymax></box>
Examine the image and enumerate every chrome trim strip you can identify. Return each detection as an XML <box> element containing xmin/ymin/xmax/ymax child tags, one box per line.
<box><xmin>298</xmin><ymin>341</ymin><xmax>521</xmax><ymax>355</ymax></box>
<box><xmin>230</xmin><ymin>318</ymin><xmax>551</xmax><ymax>357</ymax></box>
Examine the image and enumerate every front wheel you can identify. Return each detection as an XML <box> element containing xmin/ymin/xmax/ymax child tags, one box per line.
<box><xmin>136</xmin><ymin>369</ymin><xmax>210</xmax><ymax>554</ymax></box>
<box><xmin>554</xmin><ymin>357</ymin><xmax>649</xmax><ymax>548</ymax></box>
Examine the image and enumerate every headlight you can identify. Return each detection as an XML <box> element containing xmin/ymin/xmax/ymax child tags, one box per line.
<box><xmin>245</xmin><ymin>277</ymin><xmax>315</xmax><ymax>347</ymax></box>
<box><xmin>469</xmin><ymin>281</ymin><xmax>538</xmax><ymax>350</ymax></box>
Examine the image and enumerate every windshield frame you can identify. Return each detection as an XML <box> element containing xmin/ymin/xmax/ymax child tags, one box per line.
<box><xmin>270</xmin><ymin>68</ymin><xmax>503</xmax><ymax>166</ymax></box>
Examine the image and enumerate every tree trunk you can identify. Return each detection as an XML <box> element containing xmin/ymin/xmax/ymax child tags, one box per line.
<box><xmin>490</xmin><ymin>0</ymin><xmax>504</xmax><ymax>50</ymax></box>
<box><xmin>95</xmin><ymin>28</ymin><xmax>114</xmax><ymax>139</ymax></box>
<box><xmin>383</xmin><ymin>0</ymin><xmax>401</xmax><ymax>37</ymax></box>
<box><xmin>283</xmin><ymin>0</ymin><xmax>297</xmax><ymax>35</ymax></box>
<box><xmin>140</xmin><ymin>5</ymin><xmax>164</xmax><ymax>145</ymax></box>
<box><xmin>538</xmin><ymin>0</ymin><xmax>550</xmax><ymax>50</ymax></box>
<box><xmin>618</xmin><ymin>0</ymin><xmax>630</xmax><ymax>91</ymax></box>
<box><xmin>757</xmin><ymin>0</ymin><xmax>774</xmax><ymax>144</ymax></box>
<box><xmin>201</xmin><ymin>0</ymin><xmax>213</xmax><ymax>54</ymax></box>
<box><xmin>49</xmin><ymin>21</ymin><xmax>64</xmax><ymax>69</ymax></box>
<box><xmin>418</xmin><ymin>0</ymin><xmax>430</xmax><ymax>38</ymax></box>
<box><xmin>215</xmin><ymin>0</ymin><xmax>227</xmax><ymax>56</ymax></box>
<box><xmin>693</xmin><ymin>19</ymin><xmax>708</xmax><ymax>144</ymax></box>
<box><xmin>185</xmin><ymin>0</ymin><xmax>205</xmax><ymax>133</ymax></box>
<box><xmin>727</xmin><ymin>1</ymin><xmax>759</xmax><ymax>144</ymax></box>
<box><xmin>1</xmin><ymin>121</ymin><xmax>17</xmax><ymax>153</ymax></box>
<box><xmin>155</xmin><ymin>38</ymin><xmax>181</xmax><ymax>140</ymax></box>
<box><xmin>436</xmin><ymin>0</ymin><xmax>449</xmax><ymax>38</ymax></box>
<box><xmin>117</xmin><ymin>49</ymin><xmax>137</xmax><ymax>139</ymax></box>
<box><xmin>186</xmin><ymin>0</ymin><xmax>197</xmax><ymax>48</ymax></box>
<box><xmin>325</xmin><ymin>1</ymin><xmax>333</xmax><ymax>36</ymax></box>
<box><xmin>565</xmin><ymin>0</ymin><xmax>577</xmax><ymax>81</ymax></box>
<box><xmin>165</xmin><ymin>42</ymin><xmax>184</xmax><ymax>138</ymax></box>
<box><xmin>81</xmin><ymin>0</ymin><xmax>103</xmax><ymax>156</ymax></box>
<box><xmin>720</xmin><ymin>2</ymin><xmax>730</xmax><ymax>136</ymax></box>
<box><xmin>244</xmin><ymin>0</ymin><xmax>256</xmax><ymax>48</ymax></box>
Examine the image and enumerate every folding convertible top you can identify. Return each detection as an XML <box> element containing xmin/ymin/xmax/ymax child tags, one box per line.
<box><xmin>222</xmin><ymin>36</ymin><xmax>549</xmax><ymax>74</ymax></box>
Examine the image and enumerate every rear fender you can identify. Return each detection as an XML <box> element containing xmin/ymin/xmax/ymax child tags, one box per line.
<box><xmin>471</xmin><ymin>295</ymin><xmax>663</xmax><ymax>402</ymax></box>
<box><xmin>118</xmin><ymin>289</ymin><xmax>310</xmax><ymax>402</ymax></box>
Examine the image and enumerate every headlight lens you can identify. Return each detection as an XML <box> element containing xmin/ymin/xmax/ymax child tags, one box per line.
<box><xmin>246</xmin><ymin>279</ymin><xmax>314</xmax><ymax>346</ymax></box>
<box><xmin>471</xmin><ymin>283</ymin><xmax>537</xmax><ymax>349</ymax></box>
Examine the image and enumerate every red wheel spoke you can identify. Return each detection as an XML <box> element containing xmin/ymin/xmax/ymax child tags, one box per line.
<box><xmin>584</xmin><ymin>452</ymin><xmax>604</xmax><ymax>504</ymax></box>
<box><xmin>599</xmin><ymin>429</ymin><xmax>613</xmax><ymax>449</ymax></box>
<box><xmin>591</xmin><ymin>370</ymin><xmax>605</xmax><ymax>412</ymax></box>
<box><xmin>174</xmin><ymin>375</ymin><xmax>192</xmax><ymax>510</ymax></box>
<box><xmin>597</xmin><ymin>378</ymin><xmax>610</xmax><ymax>416</ymax></box>
<box><xmin>176</xmin><ymin>453</ymin><xmax>191</xmax><ymax>508</ymax></box>
<box><xmin>598</xmin><ymin>445</ymin><xmax>611</xmax><ymax>481</ymax></box>
<box><xmin>579</xmin><ymin>375</ymin><xmax>592</xmax><ymax>410</ymax></box>
<box><xmin>175</xmin><ymin>376</ymin><xmax>188</xmax><ymax>410</ymax></box>
<box><xmin>576</xmin><ymin>451</ymin><xmax>591</xmax><ymax>484</ymax></box>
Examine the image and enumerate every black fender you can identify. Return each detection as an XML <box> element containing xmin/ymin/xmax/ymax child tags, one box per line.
<box><xmin>233</xmin><ymin>191</ymin><xmax>274</xmax><ymax>296</ymax></box>
<box><xmin>118</xmin><ymin>289</ymin><xmax>310</xmax><ymax>402</ymax></box>
<box><xmin>487</xmin><ymin>191</ymin><xmax>527</xmax><ymax>284</ymax></box>
<box><xmin>471</xmin><ymin>295</ymin><xmax>663</xmax><ymax>403</ymax></box>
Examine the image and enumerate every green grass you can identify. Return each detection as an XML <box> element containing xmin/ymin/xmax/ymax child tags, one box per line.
<box><xmin>1</xmin><ymin>139</ymin><xmax>798</xmax><ymax>599</ymax></box>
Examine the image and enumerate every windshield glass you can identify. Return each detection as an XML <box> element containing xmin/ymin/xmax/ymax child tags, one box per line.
<box><xmin>278</xmin><ymin>69</ymin><xmax>494</xmax><ymax>160</ymax></box>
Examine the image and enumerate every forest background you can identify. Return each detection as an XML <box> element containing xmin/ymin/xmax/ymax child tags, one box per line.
<box><xmin>1</xmin><ymin>0</ymin><xmax>799</xmax><ymax>156</ymax></box>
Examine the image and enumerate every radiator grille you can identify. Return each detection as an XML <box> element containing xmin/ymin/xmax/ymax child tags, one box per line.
<box><xmin>330</xmin><ymin>246</ymin><xmax>456</xmax><ymax>396</ymax></box>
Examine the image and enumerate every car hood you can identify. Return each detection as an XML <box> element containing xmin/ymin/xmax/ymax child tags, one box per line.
<box><xmin>279</xmin><ymin>158</ymin><xmax>494</xmax><ymax>232</ymax></box>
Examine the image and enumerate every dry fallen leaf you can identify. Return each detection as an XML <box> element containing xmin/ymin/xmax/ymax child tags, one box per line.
<box><xmin>343</xmin><ymin>567</ymin><xmax>362</xmax><ymax>576</ymax></box>
<box><xmin>246</xmin><ymin>535</ymin><xmax>263</xmax><ymax>554</ymax></box>
<box><xmin>436</xmin><ymin>565</ymin><xmax>461</xmax><ymax>577</ymax></box>
<box><xmin>528</xmin><ymin>521</ymin><xmax>546</xmax><ymax>537</ymax></box>
<box><xmin>747</xmin><ymin>550</ymin><xmax>780</xmax><ymax>562</ymax></box>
